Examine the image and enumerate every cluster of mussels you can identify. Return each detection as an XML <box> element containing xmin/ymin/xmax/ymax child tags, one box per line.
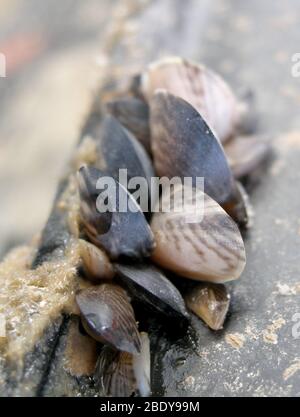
<box><xmin>75</xmin><ymin>57</ymin><xmax>270</xmax><ymax>397</ymax></box>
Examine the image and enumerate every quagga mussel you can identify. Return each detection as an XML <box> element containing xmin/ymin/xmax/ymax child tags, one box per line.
<box><xmin>73</xmin><ymin>57</ymin><xmax>271</xmax><ymax>397</ymax></box>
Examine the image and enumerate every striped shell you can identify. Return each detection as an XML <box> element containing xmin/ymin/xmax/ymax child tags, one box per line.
<box><xmin>94</xmin><ymin>332</ymin><xmax>151</xmax><ymax>397</ymax></box>
<box><xmin>95</xmin><ymin>347</ymin><xmax>136</xmax><ymax>397</ymax></box>
<box><xmin>150</xmin><ymin>184</ymin><xmax>246</xmax><ymax>283</ymax></box>
<box><xmin>142</xmin><ymin>56</ymin><xmax>240</xmax><ymax>143</ymax></box>
<box><xmin>149</xmin><ymin>90</ymin><xmax>235</xmax><ymax>205</ymax></box>
<box><xmin>76</xmin><ymin>284</ymin><xmax>141</xmax><ymax>354</ymax></box>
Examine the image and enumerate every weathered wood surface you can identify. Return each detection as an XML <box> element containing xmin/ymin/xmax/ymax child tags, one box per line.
<box><xmin>1</xmin><ymin>0</ymin><xmax>300</xmax><ymax>396</ymax></box>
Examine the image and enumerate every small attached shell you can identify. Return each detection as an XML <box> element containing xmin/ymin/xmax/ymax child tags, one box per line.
<box><xmin>142</xmin><ymin>56</ymin><xmax>240</xmax><ymax>143</ymax></box>
<box><xmin>223</xmin><ymin>181</ymin><xmax>253</xmax><ymax>229</ymax></box>
<box><xmin>94</xmin><ymin>332</ymin><xmax>151</xmax><ymax>397</ymax></box>
<box><xmin>76</xmin><ymin>283</ymin><xmax>141</xmax><ymax>354</ymax></box>
<box><xmin>185</xmin><ymin>283</ymin><xmax>230</xmax><ymax>330</ymax></box>
<box><xmin>106</xmin><ymin>97</ymin><xmax>151</xmax><ymax>153</ymax></box>
<box><xmin>79</xmin><ymin>239</ymin><xmax>115</xmax><ymax>282</ymax></box>
<box><xmin>149</xmin><ymin>90</ymin><xmax>235</xmax><ymax>205</ymax></box>
<box><xmin>77</xmin><ymin>165</ymin><xmax>155</xmax><ymax>260</ymax></box>
<box><xmin>224</xmin><ymin>135</ymin><xmax>271</xmax><ymax>179</ymax></box>
<box><xmin>64</xmin><ymin>316</ymin><xmax>98</xmax><ymax>377</ymax></box>
<box><xmin>133</xmin><ymin>332</ymin><xmax>151</xmax><ymax>397</ymax></box>
<box><xmin>151</xmin><ymin>184</ymin><xmax>246</xmax><ymax>283</ymax></box>
<box><xmin>94</xmin><ymin>347</ymin><xmax>136</xmax><ymax>397</ymax></box>
<box><xmin>115</xmin><ymin>262</ymin><xmax>189</xmax><ymax>320</ymax></box>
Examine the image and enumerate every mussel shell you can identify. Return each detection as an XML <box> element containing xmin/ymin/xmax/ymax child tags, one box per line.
<box><xmin>142</xmin><ymin>56</ymin><xmax>240</xmax><ymax>143</ymax></box>
<box><xmin>76</xmin><ymin>283</ymin><xmax>141</xmax><ymax>354</ymax></box>
<box><xmin>224</xmin><ymin>135</ymin><xmax>271</xmax><ymax>179</ymax></box>
<box><xmin>115</xmin><ymin>262</ymin><xmax>190</xmax><ymax>320</ymax></box>
<box><xmin>222</xmin><ymin>181</ymin><xmax>253</xmax><ymax>229</ymax></box>
<box><xmin>77</xmin><ymin>165</ymin><xmax>155</xmax><ymax>260</ymax></box>
<box><xmin>151</xmin><ymin>184</ymin><xmax>246</xmax><ymax>283</ymax></box>
<box><xmin>149</xmin><ymin>90</ymin><xmax>235</xmax><ymax>205</ymax></box>
<box><xmin>106</xmin><ymin>97</ymin><xmax>151</xmax><ymax>153</ymax></box>
<box><xmin>96</xmin><ymin>115</ymin><xmax>154</xmax><ymax>191</ymax></box>
<box><xmin>94</xmin><ymin>332</ymin><xmax>151</xmax><ymax>397</ymax></box>
<box><xmin>94</xmin><ymin>346</ymin><xmax>136</xmax><ymax>397</ymax></box>
<box><xmin>185</xmin><ymin>283</ymin><xmax>230</xmax><ymax>330</ymax></box>
<box><xmin>79</xmin><ymin>239</ymin><xmax>115</xmax><ymax>282</ymax></box>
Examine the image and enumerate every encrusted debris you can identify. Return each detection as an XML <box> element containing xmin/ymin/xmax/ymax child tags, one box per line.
<box><xmin>262</xmin><ymin>317</ymin><xmax>286</xmax><ymax>345</ymax></box>
<box><xmin>0</xmin><ymin>241</ymin><xmax>82</xmax><ymax>363</ymax></box>
<box><xmin>283</xmin><ymin>359</ymin><xmax>300</xmax><ymax>381</ymax></box>
<box><xmin>225</xmin><ymin>333</ymin><xmax>245</xmax><ymax>349</ymax></box>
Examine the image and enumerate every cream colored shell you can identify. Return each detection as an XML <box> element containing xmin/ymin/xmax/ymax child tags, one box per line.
<box><xmin>151</xmin><ymin>184</ymin><xmax>246</xmax><ymax>283</ymax></box>
<box><xmin>142</xmin><ymin>56</ymin><xmax>240</xmax><ymax>143</ymax></box>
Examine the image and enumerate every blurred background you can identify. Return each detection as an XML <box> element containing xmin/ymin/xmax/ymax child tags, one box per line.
<box><xmin>0</xmin><ymin>0</ymin><xmax>113</xmax><ymax>257</ymax></box>
<box><xmin>0</xmin><ymin>0</ymin><xmax>299</xmax><ymax>259</ymax></box>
